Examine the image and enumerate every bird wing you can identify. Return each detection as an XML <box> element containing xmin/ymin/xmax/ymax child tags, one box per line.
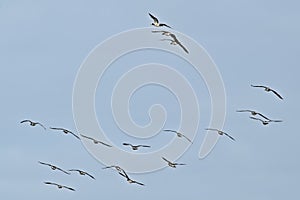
<box><xmin>270</xmin><ymin>89</ymin><xmax>283</xmax><ymax>100</ymax></box>
<box><xmin>80</xmin><ymin>134</ymin><xmax>94</xmax><ymax>140</ymax></box>
<box><xmin>223</xmin><ymin>132</ymin><xmax>235</xmax><ymax>141</ymax></box>
<box><xmin>160</xmin><ymin>38</ymin><xmax>174</xmax><ymax>42</ymax></box>
<box><xmin>177</xmin><ymin>42</ymin><xmax>189</xmax><ymax>54</ymax></box>
<box><xmin>180</xmin><ymin>134</ymin><xmax>192</xmax><ymax>143</ymax></box>
<box><xmin>249</xmin><ymin>116</ymin><xmax>263</xmax><ymax>122</ymax></box>
<box><xmin>132</xmin><ymin>180</ymin><xmax>145</xmax><ymax>186</ymax></box>
<box><xmin>122</xmin><ymin>143</ymin><xmax>132</xmax><ymax>146</ymax></box>
<box><xmin>44</xmin><ymin>181</ymin><xmax>57</xmax><ymax>186</ymax></box>
<box><xmin>257</xmin><ymin>113</ymin><xmax>270</xmax><ymax>120</ymax></box>
<box><xmin>151</xmin><ymin>30</ymin><xmax>165</xmax><ymax>33</ymax></box>
<box><xmin>160</xmin><ymin>23</ymin><xmax>172</xmax><ymax>28</ymax></box>
<box><xmin>205</xmin><ymin>128</ymin><xmax>220</xmax><ymax>132</ymax></box>
<box><xmin>236</xmin><ymin>109</ymin><xmax>252</xmax><ymax>113</ymax></box>
<box><xmin>20</xmin><ymin>119</ymin><xmax>31</xmax><ymax>123</ymax></box>
<box><xmin>138</xmin><ymin>145</ymin><xmax>151</xmax><ymax>148</ymax></box>
<box><xmin>162</xmin><ymin>157</ymin><xmax>171</xmax><ymax>164</ymax></box>
<box><xmin>37</xmin><ymin>122</ymin><xmax>46</xmax><ymax>130</ymax></box>
<box><xmin>85</xmin><ymin>172</ymin><xmax>95</xmax><ymax>180</ymax></box>
<box><xmin>148</xmin><ymin>13</ymin><xmax>159</xmax><ymax>23</ymax></box>
<box><xmin>50</xmin><ymin>127</ymin><xmax>64</xmax><ymax>131</ymax></box>
<box><xmin>99</xmin><ymin>141</ymin><xmax>112</xmax><ymax>147</ymax></box>
<box><xmin>56</xmin><ymin>167</ymin><xmax>71</xmax><ymax>175</ymax></box>
<box><xmin>251</xmin><ymin>84</ymin><xmax>266</xmax><ymax>89</ymax></box>
<box><xmin>163</xmin><ymin>129</ymin><xmax>178</xmax><ymax>133</ymax></box>
<box><xmin>70</xmin><ymin>132</ymin><xmax>80</xmax><ymax>140</ymax></box>
<box><xmin>68</xmin><ymin>169</ymin><xmax>79</xmax><ymax>172</ymax></box>
<box><xmin>270</xmin><ymin>119</ymin><xmax>283</xmax><ymax>122</ymax></box>
<box><xmin>174</xmin><ymin>163</ymin><xmax>186</xmax><ymax>166</ymax></box>
<box><xmin>63</xmin><ymin>185</ymin><xmax>75</xmax><ymax>191</ymax></box>
<box><xmin>39</xmin><ymin>161</ymin><xmax>51</xmax><ymax>167</ymax></box>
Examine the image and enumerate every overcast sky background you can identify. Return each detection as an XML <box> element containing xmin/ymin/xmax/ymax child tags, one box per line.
<box><xmin>1</xmin><ymin>0</ymin><xmax>299</xmax><ymax>199</ymax></box>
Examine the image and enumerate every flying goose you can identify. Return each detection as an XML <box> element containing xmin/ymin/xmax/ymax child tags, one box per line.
<box><xmin>149</xmin><ymin>13</ymin><xmax>172</xmax><ymax>28</ymax></box>
<box><xmin>236</xmin><ymin>109</ymin><xmax>270</xmax><ymax>120</ymax></box>
<box><xmin>163</xmin><ymin>129</ymin><xmax>192</xmax><ymax>143</ymax></box>
<box><xmin>80</xmin><ymin>134</ymin><xmax>112</xmax><ymax>147</ymax></box>
<box><xmin>44</xmin><ymin>182</ymin><xmax>75</xmax><ymax>191</ymax></box>
<box><xmin>205</xmin><ymin>128</ymin><xmax>235</xmax><ymax>141</ymax></box>
<box><xmin>249</xmin><ymin>116</ymin><xmax>283</xmax><ymax>125</ymax></box>
<box><xmin>122</xmin><ymin>143</ymin><xmax>151</xmax><ymax>150</ymax></box>
<box><xmin>251</xmin><ymin>85</ymin><xmax>283</xmax><ymax>100</ymax></box>
<box><xmin>161</xmin><ymin>157</ymin><xmax>186</xmax><ymax>168</ymax></box>
<box><xmin>118</xmin><ymin>169</ymin><xmax>145</xmax><ymax>186</ymax></box>
<box><xmin>49</xmin><ymin>127</ymin><xmax>80</xmax><ymax>140</ymax></box>
<box><xmin>38</xmin><ymin>161</ymin><xmax>70</xmax><ymax>175</ymax></box>
<box><xmin>68</xmin><ymin>169</ymin><xmax>95</xmax><ymax>180</ymax></box>
<box><xmin>20</xmin><ymin>119</ymin><xmax>46</xmax><ymax>130</ymax></box>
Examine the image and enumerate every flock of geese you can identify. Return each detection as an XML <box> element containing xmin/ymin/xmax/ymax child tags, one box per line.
<box><xmin>20</xmin><ymin>13</ymin><xmax>284</xmax><ymax>191</ymax></box>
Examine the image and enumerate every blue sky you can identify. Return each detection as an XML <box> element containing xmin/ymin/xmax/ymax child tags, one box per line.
<box><xmin>1</xmin><ymin>0</ymin><xmax>299</xmax><ymax>199</ymax></box>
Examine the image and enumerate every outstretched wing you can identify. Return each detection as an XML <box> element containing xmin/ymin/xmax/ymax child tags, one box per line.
<box><xmin>249</xmin><ymin>116</ymin><xmax>263</xmax><ymax>122</ymax></box>
<box><xmin>122</xmin><ymin>143</ymin><xmax>132</xmax><ymax>146</ymax></box>
<box><xmin>223</xmin><ymin>132</ymin><xmax>235</xmax><ymax>141</ymax></box>
<box><xmin>50</xmin><ymin>127</ymin><xmax>64</xmax><ymax>131</ymax></box>
<box><xmin>257</xmin><ymin>112</ymin><xmax>270</xmax><ymax>120</ymax></box>
<box><xmin>180</xmin><ymin>134</ymin><xmax>192</xmax><ymax>143</ymax></box>
<box><xmin>178</xmin><ymin>42</ymin><xmax>189</xmax><ymax>54</ymax></box>
<box><xmin>270</xmin><ymin>119</ymin><xmax>283</xmax><ymax>123</ymax></box>
<box><xmin>44</xmin><ymin>181</ymin><xmax>57</xmax><ymax>186</ymax></box>
<box><xmin>160</xmin><ymin>23</ymin><xmax>172</xmax><ymax>28</ymax></box>
<box><xmin>205</xmin><ymin>128</ymin><xmax>220</xmax><ymax>132</ymax></box>
<box><xmin>163</xmin><ymin>129</ymin><xmax>178</xmax><ymax>133</ymax></box>
<box><xmin>85</xmin><ymin>172</ymin><xmax>95</xmax><ymax>180</ymax></box>
<box><xmin>39</xmin><ymin>161</ymin><xmax>52</xmax><ymax>167</ymax></box>
<box><xmin>132</xmin><ymin>180</ymin><xmax>145</xmax><ymax>186</ymax></box>
<box><xmin>236</xmin><ymin>109</ymin><xmax>252</xmax><ymax>113</ymax></box>
<box><xmin>138</xmin><ymin>145</ymin><xmax>151</xmax><ymax>148</ymax></box>
<box><xmin>36</xmin><ymin>122</ymin><xmax>46</xmax><ymax>130</ymax></box>
<box><xmin>162</xmin><ymin>157</ymin><xmax>171</xmax><ymax>164</ymax></box>
<box><xmin>70</xmin><ymin>132</ymin><xmax>80</xmax><ymax>140</ymax></box>
<box><xmin>270</xmin><ymin>89</ymin><xmax>283</xmax><ymax>100</ymax></box>
<box><xmin>148</xmin><ymin>13</ymin><xmax>159</xmax><ymax>23</ymax></box>
<box><xmin>56</xmin><ymin>167</ymin><xmax>71</xmax><ymax>175</ymax></box>
<box><xmin>80</xmin><ymin>134</ymin><xmax>94</xmax><ymax>140</ymax></box>
<box><xmin>98</xmin><ymin>141</ymin><xmax>112</xmax><ymax>147</ymax></box>
<box><xmin>20</xmin><ymin>119</ymin><xmax>31</xmax><ymax>124</ymax></box>
<box><xmin>251</xmin><ymin>84</ymin><xmax>267</xmax><ymax>89</ymax></box>
<box><xmin>62</xmin><ymin>185</ymin><xmax>75</xmax><ymax>191</ymax></box>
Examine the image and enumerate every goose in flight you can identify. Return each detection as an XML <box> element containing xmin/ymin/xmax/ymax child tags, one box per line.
<box><xmin>122</xmin><ymin>143</ymin><xmax>151</xmax><ymax>150</ymax></box>
<box><xmin>49</xmin><ymin>127</ymin><xmax>80</xmax><ymax>140</ymax></box>
<box><xmin>236</xmin><ymin>109</ymin><xmax>270</xmax><ymax>120</ymax></box>
<box><xmin>162</xmin><ymin>157</ymin><xmax>186</xmax><ymax>168</ymax></box>
<box><xmin>68</xmin><ymin>169</ymin><xmax>95</xmax><ymax>180</ymax></box>
<box><xmin>163</xmin><ymin>129</ymin><xmax>192</xmax><ymax>143</ymax></box>
<box><xmin>149</xmin><ymin>13</ymin><xmax>172</xmax><ymax>28</ymax></box>
<box><xmin>20</xmin><ymin>119</ymin><xmax>46</xmax><ymax>130</ymax></box>
<box><xmin>205</xmin><ymin>128</ymin><xmax>235</xmax><ymax>141</ymax></box>
<box><xmin>251</xmin><ymin>85</ymin><xmax>283</xmax><ymax>100</ymax></box>
<box><xmin>44</xmin><ymin>182</ymin><xmax>75</xmax><ymax>191</ymax></box>
<box><xmin>80</xmin><ymin>134</ymin><xmax>112</xmax><ymax>147</ymax></box>
<box><xmin>160</xmin><ymin>33</ymin><xmax>189</xmax><ymax>54</ymax></box>
<box><xmin>118</xmin><ymin>169</ymin><xmax>145</xmax><ymax>186</ymax></box>
<box><xmin>38</xmin><ymin>161</ymin><xmax>70</xmax><ymax>175</ymax></box>
<box><xmin>249</xmin><ymin>117</ymin><xmax>283</xmax><ymax>125</ymax></box>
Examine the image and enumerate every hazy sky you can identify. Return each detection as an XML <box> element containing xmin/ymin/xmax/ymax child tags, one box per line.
<box><xmin>1</xmin><ymin>0</ymin><xmax>299</xmax><ymax>199</ymax></box>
